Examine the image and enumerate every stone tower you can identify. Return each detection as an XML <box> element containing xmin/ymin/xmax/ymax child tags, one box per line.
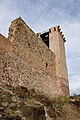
<box><xmin>39</xmin><ymin>26</ymin><xmax>69</xmax><ymax>95</ymax></box>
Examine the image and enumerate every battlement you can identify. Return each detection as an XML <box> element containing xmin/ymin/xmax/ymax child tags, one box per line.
<box><xmin>50</xmin><ymin>26</ymin><xmax>66</xmax><ymax>42</ymax></box>
<box><xmin>37</xmin><ymin>26</ymin><xmax>66</xmax><ymax>49</ymax></box>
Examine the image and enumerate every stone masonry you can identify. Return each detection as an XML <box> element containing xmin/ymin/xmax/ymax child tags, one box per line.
<box><xmin>0</xmin><ymin>17</ymin><xmax>69</xmax><ymax>99</ymax></box>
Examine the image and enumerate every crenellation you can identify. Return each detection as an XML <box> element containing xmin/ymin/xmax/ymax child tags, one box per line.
<box><xmin>63</xmin><ymin>38</ymin><xmax>66</xmax><ymax>42</ymax></box>
<box><xmin>58</xmin><ymin>28</ymin><xmax>66</xmax><ymax>43</ymax></box>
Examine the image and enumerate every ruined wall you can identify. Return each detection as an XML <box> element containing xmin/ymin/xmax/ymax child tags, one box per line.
<box><xmin>8</xmin><ymin>18</ymin><xmax>56</xmax><ymax>78</ymax></box>
<box><xmin>0</xmin><ymin>18</ymin><xmax>61</xmax><ymax>99</ymax></box>
<box><xmin>0</xmin><ymin>34</ymin><xmax>12</xmax><ymax>56</ymax></box>
<box><xmin>0</xmin><ymin>48</ymin><xmax>57</xmax><ymax>98</ymax></box>
<box><xmin>0</xmin><ymin>17</ymin><xmax>69</xmax><ymax>98</ymax></box>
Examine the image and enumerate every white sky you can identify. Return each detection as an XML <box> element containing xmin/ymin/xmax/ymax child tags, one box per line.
<box><xmin>0</xmin><ymin>0</ymin><xmax>80</xmax><ymax>95</ymax></box>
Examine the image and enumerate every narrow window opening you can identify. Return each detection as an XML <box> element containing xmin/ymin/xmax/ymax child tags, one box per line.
<box><xmin>46</xmin><ymin>63</ymin><xmax>48</xmax><ymax>67</ymax></box>
<box><xmin>28</xmin><ymin>43</ymin><xmax>30</xmax><ymax>47</ymax></box>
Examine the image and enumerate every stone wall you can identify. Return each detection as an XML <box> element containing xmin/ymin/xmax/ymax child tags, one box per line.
<box><xmin>0</xmin><ymin>18</ymin><xmax>60</xmax><ymax>99</ymax></box>
<box><xmin>0</xmin><ymin>48</ymin><xmax>58</xmax><ymax>98</ymax></box>
<box><xmin>0</xmin><ymin>34</ymin><xmax>12</xmax><ymax>56</ymax></box>
<box><xmin>58</xmin><ymin>31</ymin><xmax>69</xmax><ymax>95</ymax></box>
<box><xmin>8</xmin><ymin>18</ymin><xmax>56</xmax><ymax>78</ymax></box>
<box><xmin>0</xmin><ymin>17</ymin><xmax>69</xmax><ymax>98</ymax></box>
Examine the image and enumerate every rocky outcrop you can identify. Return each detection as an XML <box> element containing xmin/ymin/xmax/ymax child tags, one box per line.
<box><xmin>0</xmin><ymin>85</ymin><xmax>80</xmax><ymax>120</ymax></box>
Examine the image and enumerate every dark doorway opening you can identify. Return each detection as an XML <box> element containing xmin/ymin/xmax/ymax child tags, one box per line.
<box><xmin>40</xmin><ymin>32</ymin><xmax>49</xmax><ymax>47</ymax></box>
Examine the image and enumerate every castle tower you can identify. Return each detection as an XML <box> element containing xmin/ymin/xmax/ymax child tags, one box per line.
<box><xmin>39</xmin><ymin>26</ymin><xmax>69</xmax><ymax>96</ymax></box>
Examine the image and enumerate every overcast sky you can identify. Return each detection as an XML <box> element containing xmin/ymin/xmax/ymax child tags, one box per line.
<box><xmin>0</xmin><ymin>0</ymin><xmax>80</xmax><ymax>95</ymax></box>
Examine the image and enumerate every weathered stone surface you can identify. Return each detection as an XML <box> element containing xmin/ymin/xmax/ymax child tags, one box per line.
<box><xmin>22</xmin><ymin>106</ymin><xmax>46</xmax><ymax>120</ymax></box>
<box><xmin>2</xmin><ymin>102</ymin><xmax>8</xmax><ymax>107</ymax></box>
<box><xmin>0</xmin><ymin>49</ymin><xmax>57</xmax><ymax>98</ymax></box>
<box><xmin>15</xmin><ymin>86</ymin><xmax>28</xmax><ymax>98</ymax></box>
<box><xmin>12</xmin><ymin>96</ymin><xmax>17</xmax><ymax>102</ymax></box>
<box><xmin>0</xmin><ymin>34</ymin><xmax>12</xmax><ymax>56</ymax></box>
<box><xmin>0</xmin><ymin>85</ymin><xmax>80</xmax><ymax>120</ymax></box>
<box><xmin>0</xmin><ymin>17</ymin><xmax>69</xmax><ymax>99</ymax></box>
<box><xmin>49</xmin><ymin>27</ymin><xmax>69</xmax><ymax>95</ymax></box>
<box><xmin>8</xmin><ymin>18</ymin><xmax>56</xmax><ymax>78</ymax></box>
<box><xmin>2</xmin><ymin>115</ymin><xmax>21</xmax><ymax>120</ymax></box>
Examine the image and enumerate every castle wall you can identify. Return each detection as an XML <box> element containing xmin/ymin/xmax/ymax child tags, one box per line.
<box><xmin>0</xmin><ymin>48</ymin><xmax>57</xmax><ymax>98</ymax></box>
<box><xmin>0</xmin><ymin>18</ymin><xmax>61</xmax><ymax>99</ymax></box>
<box><xmin>0</xmin><ymin>17</ymin><xmax>69</xmax><ymax>98</ymax></box>
<box><xmin>0</xmin><ymin>34</ymin><xmax>12</xmax><ymax>56</ymax></box>
<box><xmin>8</xmin><ymin>18</ymin><xmax>56</xmax><ymax>78</ymax></box>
